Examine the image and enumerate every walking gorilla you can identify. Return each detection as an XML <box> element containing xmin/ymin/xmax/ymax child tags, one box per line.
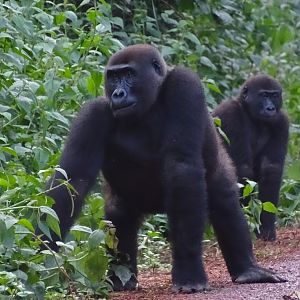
<box><xmin>45</xmin><ymin>45</ymin><xmax>285</xmax><ymax>293</ymax></box>
<box><xmin>213</xmin><ymin>75</ymin><xmax>289</xmax><ymax>241</ymax></box>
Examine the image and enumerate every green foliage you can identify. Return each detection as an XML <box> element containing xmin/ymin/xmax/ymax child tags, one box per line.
<box><xmin>278</xmin><ymin>179</ymin><xmax>300</xmax><ymax>225</ymax></box>
<box><xmin>214</xmin><ymin>117</ymin><xmax>230</xmax><ymax>145</ymax></box>
<box><xmin>138</xmin><ymin>214</ymin><xmax>170</xmax><ymax>271</ymax></box>
<box><xmin>240</xmin><ymin>180</ymin><xmax>279</xmax><ymax>234</ymax></box>
<box><xmin>0</xmin><ymin>0</ymin><xmax>299</xmax><ymax>297</ymax></box>
<box><xmin>0</xmin><ymin>0</ymin><xmax>121</xmax><ymax>297</ymax></box>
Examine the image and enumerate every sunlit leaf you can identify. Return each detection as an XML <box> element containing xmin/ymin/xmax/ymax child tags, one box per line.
<box><xmin>262</xmin><ymin>202</ymin><xmax>278</xmax><ymax>213</ymax></box>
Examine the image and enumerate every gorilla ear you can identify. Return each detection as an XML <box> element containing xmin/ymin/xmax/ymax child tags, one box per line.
<box><xmin>152</xmin><ymin>59</ymin><xmax>163</xmax><ymax>76</ymax></box>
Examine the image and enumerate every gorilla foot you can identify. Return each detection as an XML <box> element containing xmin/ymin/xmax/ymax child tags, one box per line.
<box><xmin>172</xmin><ymin>283</ymin><xmax>210</xmax><ymax>294</ymax></box>
<box><xmin>233</xmin><ymin>266</ymin><xmax>287</xmax><ymax>284</ymax></box>
<box><xmin>110</xmin><ymin>274</ymin><xmax>138</xmax><ymax>291</ymax></box>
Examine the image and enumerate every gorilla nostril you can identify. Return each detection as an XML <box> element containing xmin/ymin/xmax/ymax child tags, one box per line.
<box><xmin>267</xmin><ymin>106</ymin><xmax>275</xmax><ymax>111</ymax></box>
<box><xmin>112</xmin><ymin>88</ymin><xmax>127</xmax><ymax>99</ymax></box>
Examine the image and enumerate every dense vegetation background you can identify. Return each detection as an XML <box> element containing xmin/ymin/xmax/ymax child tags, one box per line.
<box><xmin>0</xmin><ymin>0</ymin><xmax>299</xmax><ymax>298</ymax></box>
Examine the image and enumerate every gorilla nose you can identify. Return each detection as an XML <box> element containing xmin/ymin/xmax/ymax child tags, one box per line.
<box><xmin>266</xmin><ymin>105</ymin><xmax>275</xmax><ymax>111</ymax></box>
<box><xmin>111</xmin><ymin>88</ymin><xmax>135</xmax><ymax>111</ymax></box>
<box><xmin>112</xmin><ymin>88</ymin><xmax>127</xmax><ymax>101</ymax></box>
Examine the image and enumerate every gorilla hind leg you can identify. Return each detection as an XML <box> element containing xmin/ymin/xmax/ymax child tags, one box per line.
<box><xmin>207</xmin><ymin>162</ymin><xmax>286</xmax><ymax>283</ymax></box>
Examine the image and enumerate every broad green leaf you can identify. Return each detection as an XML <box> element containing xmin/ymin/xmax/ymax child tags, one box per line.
<box><xmin>18</xmin><ymin>219</ymin><xmax>34</xmax><ymax>232</ymax></box>
<box><xmin>17</xmin><ymin>96</ymin><xmax>33</xmax><ymax>113</ymax></box>
<box><xmin>0</xmin><ymin>178</ymin><xmax>9</xmax><ymax>187</ymax></box>
<box><xmin>0</xmin><ymin>32</ymin><xmax>13</xmax><ymax>39</ymax></box>
<box><xmin>45</xmin><ymin>111</ymin><xmax>69</xmax><ymax>126</ymax></box>
<box><xmin>84</xmin><ymin>249</ymin><xmax>108</xmax><ymax>282</ymax></box>
<box><xmin>200</xmin><ymin>56</ymin><xmax>217</xmax><ymax>70</ymax></box>
<box><xmin>4</xmin><ymin>216</ymin><xmax>18</xmax><ymax>229</ymax></box>
<box><xmin>213</xmin><ymin>10</ymin><xmax>233</xmax><ymax>24</ymax></box>
<box><xmin>71</xmin><ymin>225</ymin><xmax>92</xmax><ymax>234</ymax></box>
<box><xmin>207</xmin><ymin>83</ymin><xmax>222</xmax><ymax>94</ymax></box>
<box><xmin>44</xmin><ymin>79</ymin><xmax>61</xmax><ymax>100</ymax></box>
<box><xmin>111</xmin><ymin>17</ymin><xmax>124</xmax><ymax>28</ymax></box>
<box><xmin>65</xmin><ymin>11</ymin><xmax>78</xmax><ymax>23</ymax></box>
<box><xmin>245</xmin><ymin>180</ymin><xmax>257</xmax><ymax>189</ymax></box>
<box><xmin>87</xmin><ymin>11</ymin><xmax>97</xmax><ymax>24</ymax></box>
<box><xmin>46</xmin><ymin>215</ymin><xmax>61</xmax><ymax>237</ymax></box>
<box><xmin>14</xmin><ymin>145</ymin><xmax>31</xmax><ymax>156</ymax></box>
<box><xmin>185</xmin><ymin>32</ymin><xmax>201</xmax><ymax>46</ymax></box>
<box><xmin>112</xmin><ymin>265</ymin><xmax>132</xmax><ymax>287</ymax></box>
<box><xmin>287</xmin><ymin>164</ymin><xmax>300</xmax><ymax>180</ymax></box>
<box><xmin>213</xmin><ymin>117</ymin><xmax>221</xmax><ymax>127</ymax></box>
<box><xmin>40</xmin><ymin>206</ymin><xmax>59</xmax><ymax>221</ymax></box>
<box><xmin>55</xmin><ymin>167</ymin><xmax>69</xmax><ymax>180</ymax></box>
<box><xmin>0</xmin><ymin>104</ymin><xmax>10</xmax><ymax>112</ymax></box>
<box><xmin>79</xmin><ymin>0</ymin><xmax>91</xmax><ymax>8</ymax></box>
<box><xmin>88</xmin><ymin>229</ymin><xmax>105</xmax><ymax>249</ymax></box>
<box><xmin>35</xmin><ymin>12</ymin><xmax>54</xmax><ymax>28</ymax></box>
<box><xmin>272</xmin><ymin>25</ymin><xmax>295</xmax><ymax>51</ymax></box>
<box><xmin>37</xmin><ymin>219</ymin><xmax>52</xmax><ymax>240</ymax></box>
<box><xmin>55</xmin><ymin>13</ymin><xmax>66</xmax><ymax>25</ymax></box>
<box><xmin>12</xmin><ymin>15</ymin><xmax>34</xmax><ymax>37</ymax></box>
<box><xmin>0</xmin><ymin>112</ymin><xmax>11</xmax><ymax>120</ymax></box>
<box><xmin>262</xmin><ymin>202</ymin><xmax>278</xmax><ymax>213</ymax></box>
<box><xmin>243</xmin><ymin>184</ymin><xmax>254</xmax><ymax>198</ymax></box>
<box><xmin>0</xmin><ymin>147</ymin><xmax>17</xmax><ymax>157</ymax></box>
<box><xmin>87</xmin><ymin>76</ymin><xmax>96</xmax><ymax>96</ymax></box>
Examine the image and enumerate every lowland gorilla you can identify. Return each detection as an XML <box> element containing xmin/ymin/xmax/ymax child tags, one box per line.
<box><xmin>45</xmin><ymin>45</ymin><xmax>285</xmax><ymax>293</ymax></box>
<box><xmin>212</xmin><ymin>75</ymin><xmax>289</xmax><ymax>241</ymax></box>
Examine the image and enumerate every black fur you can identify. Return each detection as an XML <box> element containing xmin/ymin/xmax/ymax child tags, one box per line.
<box><xmin>46</xmin><ymin>46</ymin><xmax>286</xmax><ymax>292</ymax></box>
<box><xmin>213</xmin><ymin>74</ymin><xmax>289</xmax><ymax>241</ymax></box>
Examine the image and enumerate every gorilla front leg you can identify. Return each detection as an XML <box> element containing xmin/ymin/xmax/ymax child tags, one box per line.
<box><xmin>165</xmin><ymin>161</ymin><xmax>209</xmax><ymax>293</ymax></box>
<box><xmin>105</xmin><ymin>203</ymin><xmax>141</xmax><ymax>291</ymax></box>
<box><xmin>258</xmin><ymin>159</ymin><xmax>283</xmax><ymax>241</ymax></box>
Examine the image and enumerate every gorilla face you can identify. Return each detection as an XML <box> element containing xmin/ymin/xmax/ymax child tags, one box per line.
<box><xmin>241</xmin><ymin>75</ymin><xmax>283</xmax><ymax>122</ymax></box>
<box><xmin>105</xmin><ymin>44</ymin><xmax>167</xmax><ymax>119</ymax></box>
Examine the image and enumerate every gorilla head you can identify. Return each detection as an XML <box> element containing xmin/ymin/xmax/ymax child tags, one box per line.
<box><xmin>240</xmin><ymin>74</ymin><xmax>282</xmax><ymax>122</ymax></box>
<box><xmin>105</xmin><ymin>44</ymin><xmax>168</xmax><ymax>119</ymax></box>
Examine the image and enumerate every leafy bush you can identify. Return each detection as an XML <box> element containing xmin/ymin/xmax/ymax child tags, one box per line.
<box><xmin>0</xmin><ymin>0</ymin><xmax>121</xmax><ymax>297</ymax></box>
<box><xmin>0</xmin><ymin>0</ymin><xmax>299</xmax><ymax>298</ymax></box>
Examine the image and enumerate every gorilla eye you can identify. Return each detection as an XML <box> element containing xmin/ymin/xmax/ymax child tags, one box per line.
<box><xmin>125</xmin><ymin>70</ymin><xmax>134</xmax><ymax>85</ymax></box>
<box><xmin>152</xmin><ymin>59</ymin><xmax>162</xmax><ymax>75</ymax></box>
<box><xmin>110</xmin><ymin>73</ymin><xmax>119</xmax><ymax>84</ymax></box>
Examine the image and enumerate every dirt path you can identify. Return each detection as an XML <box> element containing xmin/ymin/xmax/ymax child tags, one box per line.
<box><xmin>111</xmin><ymin>228</ymin><xmax>300</xmax><ymax>300</ymax></box>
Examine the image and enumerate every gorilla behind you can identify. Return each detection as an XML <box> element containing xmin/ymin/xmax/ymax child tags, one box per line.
<box><xmin>213</xmin><ymin>75</ymin><xmax>289</xmax><ymax>241</ymax></box>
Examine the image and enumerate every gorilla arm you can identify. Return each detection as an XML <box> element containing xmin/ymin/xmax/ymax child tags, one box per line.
<box><xmin>212</xmin><ymin>100</ymin><xmax>254</xmax><ymax>181</ymax></box>
<box><xmin>46</xmin><ymin>99</ymin><xmax>113</xmax><ymax>250</ymax></box>
<box><xmin>161</xmin><ymin>67</ymin><xmax>210</xmax><ymax>292</ymax></box>
<box><xmin>257</xmin><ymin>112</ymin><xmax>289</xmax><ymax>240</ymax></box>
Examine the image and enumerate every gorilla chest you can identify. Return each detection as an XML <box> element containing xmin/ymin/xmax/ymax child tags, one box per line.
<box><xmin>107</xmin><ymin>124</ymin><xmax>162</xmax><ymax>162</ymax></box>
<box><xmin>251</xmin><ymin>126</ymin><xmax>270</xmax><ymax>156</ymax></box>
<box><xmin>102</xmin><ymin>126</ymin><xmax>164</xmax><ymax>209</ymax></box>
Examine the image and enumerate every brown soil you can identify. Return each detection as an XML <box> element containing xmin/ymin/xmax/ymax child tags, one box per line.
<box><xmin>110</xmin><ymin>227</ymin><xmax>300</xmax><ymax>300</ymax></box>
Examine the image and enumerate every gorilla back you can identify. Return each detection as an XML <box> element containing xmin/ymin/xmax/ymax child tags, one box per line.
<box><xmin>46</xmin><ymin>45</ymin><xmax>286</xmax><ymax>293</ymax></box>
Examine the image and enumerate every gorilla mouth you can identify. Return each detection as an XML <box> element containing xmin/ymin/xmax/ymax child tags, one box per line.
<box><xmin>112</xmin><ymin>102</ymin><xmax>136</xmax><ymax>111</ymax></box>
<box><xmin>111</xmin><ymin>102</ymin><xmax>137</xmax><ymax>116</ymax></box>
<box><xmin>261</xmin><ymin>112</ymin><xmax>276</xmax><ymax>119</ymax></box>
